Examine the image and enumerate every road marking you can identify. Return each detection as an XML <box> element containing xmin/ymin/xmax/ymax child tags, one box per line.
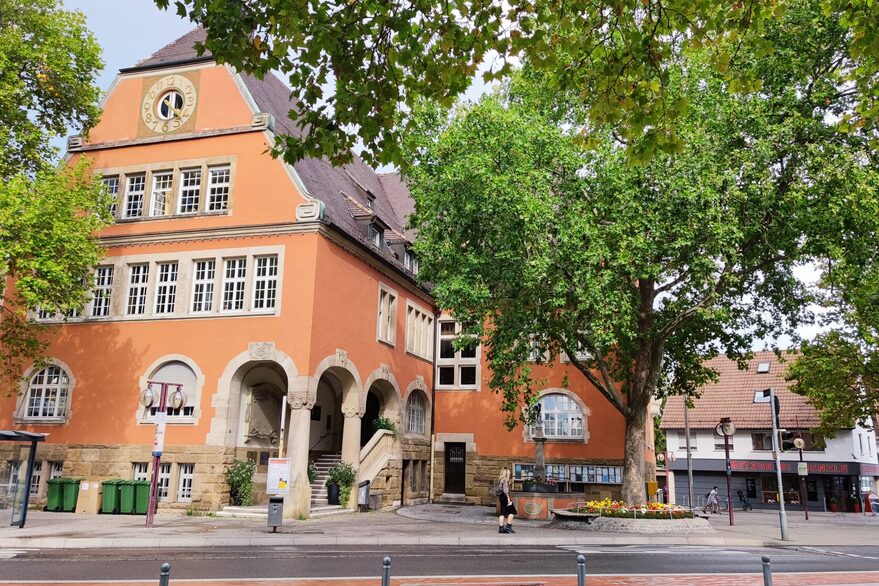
<box><xmin>800</xmin><ymin>546</ymin><xmax>879</xmax><ymax>561</ymax></box>
<box><xmin>0</xmin><ymin>549</ymin><xmax>32</xmax><ymax>559</ymax></box>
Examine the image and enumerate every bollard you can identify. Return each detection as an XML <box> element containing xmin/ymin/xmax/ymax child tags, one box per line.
<box><xmin>158</xmin><ymin>562</ymin><xmax>171</xmax><ymax>586</ymax></box>
<box><xmin>576</xmin><ymin>554</ymin><xmax>586</xmax><ymax>586</ymax></box>
<box><xmin>761</xmin><ymin>555</ymin><xmax>772</xmax><ymax>586</ymax></box>
<box><xmin>381</xmin><ymin>556</ymin><xmax>391</xmax><ymax>586</ymax></box>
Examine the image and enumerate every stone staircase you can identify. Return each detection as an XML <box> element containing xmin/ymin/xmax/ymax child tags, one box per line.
<box><xmin>218</xmin><ymin>453</ymin><xmax>350</xmax><ymax>519</ymax></box>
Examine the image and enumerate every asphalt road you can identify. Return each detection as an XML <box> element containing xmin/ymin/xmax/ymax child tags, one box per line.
<box><xmin>3</xmin><ymin>544</ymin><xmax>879</xmax><ymax>582</ymax></box>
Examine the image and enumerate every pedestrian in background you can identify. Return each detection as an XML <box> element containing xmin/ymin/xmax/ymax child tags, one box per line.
<box><xmin>703</xmin><ymin>486</ymin><xmax>720</xmax><ymax>514</ymax></box>
<box><xmin>497</xmin><ymin>467</ymin><xmax>517</xmax><ymax>533</ymax></box>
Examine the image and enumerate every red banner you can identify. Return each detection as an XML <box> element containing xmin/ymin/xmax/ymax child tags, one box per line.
<box><xmin>729</xmin><ymin>459</ymin><xmax>852</xmax><ymax>475</ymax></box>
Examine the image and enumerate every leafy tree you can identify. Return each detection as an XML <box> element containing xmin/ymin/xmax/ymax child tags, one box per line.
<box><xmin>0</xmin><ymin>0</ymin><xmax>109</xmax><ymax>388</ymax></box>
<box><xmin>404</xmin><ymin>2</ymin><xmax>879</xmax><ymax>503</ymax></box>
<box><xmin>159</xmin><ymin>0</ymin><xmax>879</xmax><ymax>166</ymax></box>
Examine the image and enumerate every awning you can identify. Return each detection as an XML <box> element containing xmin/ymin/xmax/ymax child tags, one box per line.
<box><xmin>0</xmin><ymin>430</ymin><xmax>47</xmax><ymax>442</ymax></box>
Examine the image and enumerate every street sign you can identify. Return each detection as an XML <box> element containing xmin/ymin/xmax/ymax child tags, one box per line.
<box><xmin>797</xmin><ymin>462</ymin><xmax>808</xmax><ymax>476</ymax></box>
<box><xmin>267</xmin><ymin>458</ymin><xmax>291</xmax><ymax>495</ymax></box>
<box><xmin>152</xmin><ymin>412</ymin><xmax>166</xmax><ymax>457</ymax></box>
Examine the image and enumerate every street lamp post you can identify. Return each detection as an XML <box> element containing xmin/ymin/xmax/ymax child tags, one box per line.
<box><xmin>139</xmin><ymin>381</ymin><xmax>186</xmax><ymax>529</ymax></box>
<box><xmin>715</xmin><ymin>418</ymin><xmax>736</xmax><ymax>526</ymax></box>
<box><xmin>794</xmin><ymin>437</ymin><xmax>809</xmax><ymax>521</ymax></box>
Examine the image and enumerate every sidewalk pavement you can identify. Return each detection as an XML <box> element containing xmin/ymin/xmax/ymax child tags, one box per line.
<box><xmin>0</xmin><ymin>504</ymin><xmax>876</xmax><ymax>550</ymax></box>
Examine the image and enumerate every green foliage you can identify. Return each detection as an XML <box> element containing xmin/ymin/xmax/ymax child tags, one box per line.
<box><xmin>0</xmin><ymin>0</ymin><xmax>103</xmax><ymax>178</ymax></box>
<box><xmin>158</xmin><ymin>0</ymin><xmax>879</xmax><ymax>165</ymax></box>
<box><xmin>325</xmin><ymin>461</ymin><xmax>357</xmax><ymax>488</ymax></box>
<box><xmin>307</xmin><ymin>462</ymin><xmax>317</xmax><ymax>485</ymax></box>
<box><xmin>404</xmin><ymin>3</ymin><xmax>879</xmax><ymax>503</ymax></box>
<box><xmin>0</xmin><ymin>0</ymin><xmax>108</xmax><ymax>389</ymax></box>
<box><xmin>339</xmin><ymin>485</ymin><xmax>353</xmax><ymax>508</ymax></box>
<box><xmin>225</xmin><ymin>459</ymin><xmax>256</xmax><ymax>506</ymax></box>
<box><xmin>371</xmin><ymin>416</ymin><xmax>398</xmax><ymax>437</ymax></box>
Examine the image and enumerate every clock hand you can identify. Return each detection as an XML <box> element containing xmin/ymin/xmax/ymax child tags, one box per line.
<box><xmin>162</xmin><ymin>97</ymin><xmax>183</xmax><ymax>117</ymax></box>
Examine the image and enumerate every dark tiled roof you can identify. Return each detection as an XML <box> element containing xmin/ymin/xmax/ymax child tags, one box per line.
<box><xmin>660</xmin><ymin>351</ymin><xmax>821</xmax><ymax>430</ymax></box>
<box><xmin>135</xmin><ymin>28</ymin><xmax>210</xmax><ymax>68</ymax></box>
<box><xmin>379</xmin><ymin>172</ymin><xmax>416</xmax><ymax>240</ymax></box>
<box><xmin>238</xmin><ymin>73</ymin><xmax>415</xmax><ymax>266</ymax></box>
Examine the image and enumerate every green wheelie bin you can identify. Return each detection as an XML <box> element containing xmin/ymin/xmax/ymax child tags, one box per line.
<box><xmin>46</xmin><ymin>478</ymin><xmax>64</xmax><ymax>511</ymax></box>
<box><xmin>118</xmin><ymin>480</ymin><xmax>136</xmax><ymax>514</ymax></box>
<box><xmin>134</xmin><ymin>480</ymin><xmax>151</xmax><ymax>514</ymax></box>
<box><xmin>61</xmin><ymin>478</ymin><xmax>81</xmax><ymax>512</ymax></box>
<box><xmin>101</xmin><ymin>480</ymin><xmax>122</xmax><ymax>514</ymax></box>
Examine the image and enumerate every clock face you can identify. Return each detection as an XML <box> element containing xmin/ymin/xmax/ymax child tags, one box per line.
<box><xmin>141</xmin><ymin>75</ymin><xmax>197</xmax><ymax>134</ymax></box>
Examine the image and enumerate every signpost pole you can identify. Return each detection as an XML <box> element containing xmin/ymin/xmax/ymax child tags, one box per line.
<box><xmin>684</xmin><ymin>401</ymin><xmax>694</xmax><ymax>511</ymax></box>
<box><xmin>146</xmin><ymin>383</ymin><xmax>169</xmax><ymax>529</ymax></box>
<box><xmin>798</xmin><ymin>448</ymin><xmax>809</xmax><ymax>520</ymax></box>
<box><xmin>724</xmin><ymin>430</ymin><xmax>734</xmax><ymax>526</ymax></box>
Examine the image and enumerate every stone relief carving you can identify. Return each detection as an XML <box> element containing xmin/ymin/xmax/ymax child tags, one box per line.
<box><xmin>244</xmin><ymin>386</ymin><xmax>281</xmax><ymax>445</ymax></box>
<box><xmin>335</xmin><ymin>349</ymin><xmax>348</xmax><ymax>368</ymax></box>
<box><xmin>414</xmin><ymin>375</ymin><xmax>425</xmax><ymax>390</ymax></box>
<box><xmin>381</xmin><ymin>363</ymin><xmax>391</xmax><ymax>379</ymax></box>
<box><xmin>249</xmin><ymin>342</ymin><xmax>275</xmax><ymax>361</ymax></box>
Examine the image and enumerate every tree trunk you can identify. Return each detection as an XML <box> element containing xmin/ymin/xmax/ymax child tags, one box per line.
<box><xmin>621</xmin><ymin>402</ymin><xmax>649</xmax><ymax>504</ymax></box>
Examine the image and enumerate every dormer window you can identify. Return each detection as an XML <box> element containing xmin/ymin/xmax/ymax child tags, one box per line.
<box><xmin>366</xmin><ymin>195</ymin><xmax>375</xmax><ymax>210</ymax></box>
<box><xmin>757</xmin><ymin>362</ymin><xmax>770</xmax><ymax>374</ymax></box>
<box><xmin>369</xmin><ymin>223</ymin><xmax>385</xmax><ymax>249</ymax></box>
<box><xmin>404</xmin><ymin>249</ymin><xmax>419</xmax><ymax>275</ymax></box>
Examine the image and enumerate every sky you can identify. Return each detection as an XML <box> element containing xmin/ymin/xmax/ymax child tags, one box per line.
<box><xmin>65</xmin><ymin>0</ymin><xmax>194</xmax><ymax>92</ymax></box>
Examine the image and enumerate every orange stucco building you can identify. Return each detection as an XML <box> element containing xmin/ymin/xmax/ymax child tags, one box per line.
<box><xmin>0</xmin><ymin>30</ymin><xmax>631</xmax><ymax>517</ymax></box>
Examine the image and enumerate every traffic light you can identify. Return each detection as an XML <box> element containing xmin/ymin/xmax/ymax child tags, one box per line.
<box><xmin>779</xmin><ymin>431</ymin><xmax>796</xmax><ymax>452</ymax></box>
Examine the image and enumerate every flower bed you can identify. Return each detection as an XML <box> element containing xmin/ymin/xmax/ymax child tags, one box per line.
<box><xmin>567</xmin><ymin>498</ymin><xmax>694</xmax><ymax>519</ymax></box>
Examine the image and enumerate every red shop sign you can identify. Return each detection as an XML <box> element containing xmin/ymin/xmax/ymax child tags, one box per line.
<box><xmin>729</xmin><ymin>460</ymin><xmax>851</xmax><ymax>475</ymax></box>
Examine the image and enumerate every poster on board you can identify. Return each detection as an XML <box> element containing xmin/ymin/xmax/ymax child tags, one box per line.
<box><xmin>267</xmin><ymin>458</ymin><xmax>291</xmax><ymax>495</ymax></box>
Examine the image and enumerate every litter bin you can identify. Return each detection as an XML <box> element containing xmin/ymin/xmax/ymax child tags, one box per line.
<box><xmin>133</xmin><ymin>480</ymin><xmax>151</xmax><ymax>514</ymax></box>
<box><xmin>118</xmin><ymin>481</ymin><xmax>135</xmax><ymax>514</ymax></box>
<box><xmin>46</xmin><ymin>478</ymin><xmax>64</xmax><ymax>512</ymax></box>
<box><xmin>357</xmin><ymin>480</ymin><xmax>370</xmax><ymax>511</ymax></box>
<box><xmin>61</xmin><ymin>478</ymin><xmax>81</xmax><ymax>512</ymax></box>
<box><xmin>267</xmin><ymin>496</ymin><xmax>283</xmax><ymax>531</ymax></box>
<box><xmin>101</xmin><ymin>480</ymin><xmax>121</xmax><ymax>514</ymax></box>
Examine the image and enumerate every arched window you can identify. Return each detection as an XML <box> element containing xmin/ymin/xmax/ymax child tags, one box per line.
<box><xmin>147</xmin><ymin>361</ymin><xmax>197</xmax><ymax>419</ymax></box>
<box><xmin>534</xmin><ymin>393</ymin><xmax>584</xmax><ymax>439</ymax></box>
<box><xmin>406</xmin><ymin>392</ymin><xmax>426</xmax><ymax>435</ymax></box>
<box><xmin>24</xmin><ymin>365</ymin><xmax>71</xmax><ymax>420</ymax></box>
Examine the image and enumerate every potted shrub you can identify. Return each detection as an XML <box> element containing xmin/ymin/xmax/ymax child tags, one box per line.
<box><xmin>372</xmin><ymin>416</ymin><xmax>398</xmax><ymax>438</ymax></box>
<box><xmin>828</xmin><ymin>496</ymin><xmax>839</xmax><ymax>512</ymax></box>
<box><xmin>326</xmin><ymin>461</ymin><xmax>357</xmax><ymax>506</ymax></box>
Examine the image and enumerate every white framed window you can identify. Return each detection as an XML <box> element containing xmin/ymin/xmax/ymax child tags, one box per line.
<box><xmin>714</xmin><ymin>432</ymin><xmax>735</xmax><ymax>451</ymax></box>
<box><xmin>29</xmin><ymin>463</ymin><xmax>42</xmax><ymax>497</ymax></box>
<box><xmin>404</xmin><ymin>249</ymin><xmax>419</xmax><ymax>275</ymax></box>
<box><xmin>103</xmin><ymin>176</ymin><xmax>119</xmax><ymax>218</ymax></box>
<box><xmin>154</xmin><ymin>262</ymin><xmax>178</xmax><ymax>314</ymax></box>
<box><xmin>406</xmin><ymin>392</ymin><xmax>426</xmax><ymax>435</ymax></box>
<box><xmin>149</xmin><ymin>171</ymin><xmax>173</xmax><ymax>217</ymax></box>
<box><xmin>376</xmin><ymin>284</ymin><xmax>397</xmax><ymax>345</ymax></box>
<box><xmin>177</xmin><ymin>463</ymin><xmax>194</xmax><ymax>502</ymax></box>
<box><xmin>177</xmin><ymin>168</ymin><xmax>202</xmax><ymax>214</ymax></box>
<box><xmin>191</xmin><ymin>260</ymin><xmax>216</xmax><ymax>313</ymax></box>
<box><xmin>678</xmin><ymin>431</ymin><xmax>698</xmax><ymax>452</ymax></box>
<box><xmin>532</xmin><ymin>393</ymin><xmax>584</xmax><ymax>440</ymax></box>
<box><xmin>50</xmin><ymin>462</ymin><xmax>63</xmax><ymax>479</ymax></box>
<box><xmin>405</xmin><ymin>302</ymin><xmax>434</xmax><ymax>360</ymax></box>
<box><xmin>123</xmin><ymin>174</ymin><xmax>146</xmax><ymax>218</ymax></box>
<box><xmin>126</xmin><ymin>264</ymin><xmax>149</xmax><ymax>315</ymax></box>
<box><xmin>90</xmin><ymin>266</ymin><xmax>114</xmax><ymax>317</ymax></box>
<box><xmin>24</xmin><ymin>365</ymin><xmax>71</xmax><ymax>420</ymax></box>
<box><xmin>132</xmin><ymin>462</ymin><xmax>149</xmax><ymax>481</ymax></box>
<box><xmin>366</xmin><ymin>195</ymin><xmax>375</xmax><ymax>209</ymax></box>
<box><xmin>222</xmin><ymin>258</ymin><xmax>247</xmax><ymax>311</ymax></box>
<box><xmin>157</xmin><ymin>463</ymin><xmax>171</xmax><ymax>501</ymax></box>
<box><xmin>436</xmin><ymin>320</ymin><xmax>479</xmax><ymax>389</ymax></box>
<box><xmin>207</xmin><ymin>166</ymin><xmax>230</xmax><ymax>211</ymax></box>
<box><xmin>146</xmin><ymin>361</ymin><xmax>197</xmax><ymax>419</ymax></box>
<box><xmin>369</xmin><ymin>223</ymin><xmax>385</xmax><ymax>248</ymax></box>
<box><xmin>252</xmin><ymin>255</ymin><xmax>278</xmax><ymax>310</ymax></box>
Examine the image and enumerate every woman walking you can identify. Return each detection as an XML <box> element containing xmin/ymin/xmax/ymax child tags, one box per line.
<box><xmin>497</xmin><ymin>467</ymin><xmax>517</xmax><ymax>533</ymax></box>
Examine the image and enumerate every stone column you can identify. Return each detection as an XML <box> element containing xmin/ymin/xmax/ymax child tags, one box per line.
<box><xmin>283</xmin><ymin>404</ymin><xmax>311</xmax><ymax>519</ymax></box>
<box><xmin>340</xmin><ymin>407</ymin><xmax>361</xmax><ymax>510</ymax></box>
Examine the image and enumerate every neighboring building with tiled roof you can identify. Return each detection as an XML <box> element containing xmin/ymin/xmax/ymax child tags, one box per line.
<box><xmin>661</xmin><ymin>351</ymin><xmax>820</xmax><ymax>430</ymax></box>
<box><xmin>660</xmin><ymin>352</ymin><xmax>879</xmax><ymax>512</ymax></box>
